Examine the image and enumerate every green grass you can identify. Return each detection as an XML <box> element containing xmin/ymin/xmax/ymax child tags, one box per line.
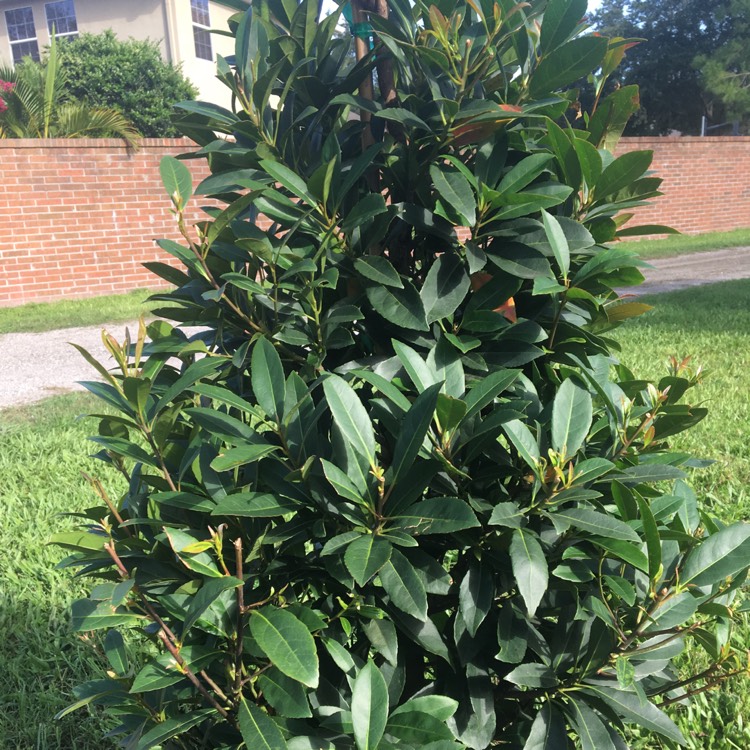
<box><xmin>626</xmin><ymin>227</ymin><xmax>750</xmax><ymax>260</ymax></box>
<box><xmin>2</xmin><ymin>280</ymin><xmax>749</xmax><ymax>748</ymax></box>
<box><xmin>615</xmin><ymin>279</ymin><xmax>750</xmax><ymax>749</ymax></box>
<box><xmin>0</xmin><ymin>393</ymin><xmax>117</xmax><ymax>748</ymax></box>
<box><xmin>0</xmin><ymin>288</ymin><xmax>159</xmax><ymax>335</ymax></box>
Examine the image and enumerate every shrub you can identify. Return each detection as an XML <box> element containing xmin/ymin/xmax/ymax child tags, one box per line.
<box><xmin>56</xmin><ymin>30</ymin><xmax>197</xmax><ymax>138</ymax></box>
<box><xmin>57</xmin><ymin>0</ymin><xmax>750</xmax><ymax>748</ymax></box>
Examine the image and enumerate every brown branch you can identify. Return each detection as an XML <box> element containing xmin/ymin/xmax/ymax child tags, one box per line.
<box><xmin>234</xmin><ymin>537</ymin><xmax>246</xmax><ymax>696</ymax></box>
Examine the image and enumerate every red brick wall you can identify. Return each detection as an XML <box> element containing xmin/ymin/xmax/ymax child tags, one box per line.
<box><xmin>1</xmin><ymin>136</ymin><xmax>749</xmax><ymax>307</ymax></box>
<box><xmin>0</xmin><ymin>138</ymin><xmax>217</xmax><ymax>307</ymax></box>
<box><xmin>613</xmin><ymin>136</ymin><xmax>750</xmax><ymax>236</ymax></box>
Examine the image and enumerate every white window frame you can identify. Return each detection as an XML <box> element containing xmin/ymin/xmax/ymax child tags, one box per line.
<box><xmin>191</xmin><ymin>0</ymin><xmax>213</xmax><ymax>61</ymax></box>
<box><xmin>4</xmin><ymin>6</ymin><xmax>40</xmax><ymax>64</ymax></box>
<box><xmin>44</xmin><ymin>0</ymin><xmax>78</xmax><ymax>41</ymax></box>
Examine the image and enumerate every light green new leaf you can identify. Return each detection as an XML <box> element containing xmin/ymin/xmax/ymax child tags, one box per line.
<box><xmin>323</xmin><ymin>375</ymin><xmax>377</xmax><ymax>469</ymax></box>
<box><xmin>551</xmin><ymin>378</ymin><xmax>592</xmax><ymax>460</ymax></box>
<box><xmin>239</xmin><ymin>698</ymin><xmax>289</xmax><ymax>750</ymax></box>
<box><xmin>352</xmin><ymin>660</ymin><xmax>389</xmax><ymax>750</ymax></box>
<box><xmin>160</xmin><ymin>155</ymin><xmax>193</xmax><ymax>207</ymax></box>
<box><xmin>681</xmin><ymin>522</ymin><xmax>750</xmax><ymax>587</ymax></box>
<box><xmin>541</xmin><ymin>209</ymin><xmax>570</xmax><ymax>278</ymax></box>
<box><xmin>252</xmin><ymin>337</ymin><xmax>286</xmax><ymax>422</ymax></box>
<box><xmin>345</xmin><ymin>536</ymin><xmax>393</xmax><ymax>586</ymax></box>
<box><xmin>249</xmin><ymin>606</ymin><xmax>319</xmax><ymax>688</ymax></box>
<box><xmin>510</xmin><ymin>529</ymin><xmax>548</xmax><ymax>617</ymax></box>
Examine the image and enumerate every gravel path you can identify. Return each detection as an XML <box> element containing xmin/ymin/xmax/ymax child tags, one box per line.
<box><xmin>2</xmin><ymin>247</ymin><xmax>750</xmax><ymax>410</ymax></box>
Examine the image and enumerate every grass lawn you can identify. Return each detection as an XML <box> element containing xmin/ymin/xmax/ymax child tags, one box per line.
<box><xmin>0</xmin><ymin>288</ymin><xmax>159</xmax><ymax>335</ymax></box>
<box><xmin>626</xmin><ymin>227</ymin><xmax>750</xmax><ymax>260</ymax></box>
<box><xmin>1</xmin><ymin>280</ymin><xmax>749</xmax><ymax>748</ymax></box>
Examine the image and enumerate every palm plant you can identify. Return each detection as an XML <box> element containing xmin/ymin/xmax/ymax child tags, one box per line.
<box><xmin>0</xmin><ymin>33</ymin><xmax>140</xmax><ymax>147</ymax></box>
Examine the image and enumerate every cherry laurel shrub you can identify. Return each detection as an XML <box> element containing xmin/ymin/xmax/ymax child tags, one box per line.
<box><xmin>56</xmin><ymin>1</ymin><xmax>750</xmax><ymax>748</ymax></box>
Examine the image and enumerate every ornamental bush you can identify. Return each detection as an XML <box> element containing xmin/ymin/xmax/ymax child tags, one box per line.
<box><xmin>57</xmin><ymin>1</ymin><xmax>750</xmax><ymax>748</ymax></box>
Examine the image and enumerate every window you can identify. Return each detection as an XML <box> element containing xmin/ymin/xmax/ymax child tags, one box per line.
<box><xmin>191</xmin><ymin>0</ymin><xmax>212</xmax><ymax>61</ymax></box>
<box><xmin>45</xmin><ymin>0</ymin><xmax>78</xmax><ymax>39</ymax></box>
<box><xmin>5</xmin><ymin>6</ymin><xmax>40</xmax><ymax>63</ymax></box>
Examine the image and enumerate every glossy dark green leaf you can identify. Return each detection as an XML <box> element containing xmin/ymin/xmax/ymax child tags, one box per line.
<box><xmin>504</xmin><ymin>420</ymin><xmax>541</xmax><ymax>472</ymax></box>
<box><xmin>394</xmin><ymin>497</ymin><xmax>480</xmax><ymax>535</ymax></box>
<box><xmin>421</xmin><ymin>254</ymin><xmax>471</xmax><ymax>323</ymax></box>
<box><xmin>239</xmin><ymin>698</ymin><xmax>289</xmax><ymax>750</ymax></box>
<box><xmin>380</xmin><ymin>548</ymin><xmax>428</xmax><ymax>621</ymax></box>
<box><xmin>323</xmin><ymin>375</ymin><xmax>377</xmax><ymax>469</ymax></box>
<box><xmin>160</xmin><ymin>155</ymin><xmax>193</xmax><ymax>207</ymax></box>
<box><xmin>551</xmin><ymin>378</ymin><xmax>592</xmax><ymax>460</ymax></box>
<box><xmin>137</xmin><ymin>709</ymin><xmax>216</xmax><ymax>750</ymax></box>
<box><xmin>103</xmin><ymin>630</ymin><xmax>128</xmax><ymax>677</ymax></box>
<box><xmin>553</xmin><ymin>508</ymin><xmax>640</xmax><ymax>543</ymax></box>
<box><xmin>523</xmin><ymin>702</ymin><xmax>568</xmax><ymax>749</ymax></box>
<box><xmin>510</xmin><ymin>529</ymin><xmax>548</xmax><ymax>617</ymax></box>
<box><xmin>540</xmin><ymin>0</ymin><xmax>588</xmax><ymax>51</ymax></box>
<box><xmin>258</xmin><ymin>667</ymin><xmax>312</xmax><ymax>718</ymax></box>
<box><xmin>459</xmin><ymin>563</ymin><xmax>494</xmax><ymax>636</ymax></box>
<box><xmin>210</xmin><ymin>443</ymin><xmax>280</xmax><ymax>471</ymax></box>
<box><xmin>363</xmin><ymin>619</ymin><xmax>399</xmax><ymax>666</ymax></box>
<box><xmin>497</xmin><ymin>153</ymin><xmax>555</xmax><ymax>194</ymax></box>
<box><xmin>681</xmin><ymin>522</ymin><xmax>750</xmax><ymax>587</ymax></box>
<box><xmin>343</xmin><ymin>194</ymin><xmax>389</xmax><ymax>232</ymax></box>
<box><xmin>252</xmin><ymin>337</ymin><xmax>286</xmax><ymax>422</ymax></box>
<box><xmin>183</xmin><ymin>577</ymin><xmax>242</xmax><ymax>636</ymax></box>
<box><xmin>385</xmin><ymin>711</ymin><xmax>455</xmax><ymax>745</ymax></box>
<box><xmin>185</xmin><ymin>407</ymin><xmax>255</xmax><ymax>443</ymax></box>
<box><xmin>260</xmin><ymin>158</ymin><xmax>316</xmax><ymax>205</ymax></box>
<box><xmin>71</xmin><ymin>599</ymin><xmax>144</xmax><ymax>631</ymax></box>
<box><xmin>211</xmin><ymin>492</ymin><xmax>297</xmax><ymax>517</ymax></box>
<box><xmin>505</xmin><ymin>663</ymin><xmax>557</xmax><ymax>688</ymax></box>
<box><xmin>345</xmin><ymin>536</ymin><xmax>393</xmax><ymax>586</ymax></box>
<box><xmin>131</xmin><ymin>647</ymin><xmax>221</xmax><ymax>693</ymax></box>
<box><xmin>591</xmin><ymin>537</ymin><xmax>649</xmax><ymax>573</ymax></box>
<box><xmin>530</xmin><ymin>36</ymin><xmax>609</xmax><ymax>97</ymax></box>
<box><xmin>354</xmin><ymin>255</ymin><xmax>403</xmax><ymax>288</ymax></box>
<box><xmin>249</xmin><ymin>606</ymin><xmax>319</xmax><ymax>688</ymax></box>
<box><xmin>351</xmin><ymin>660</ymin><xmax>389</xmax><ymax>750</ymax></box>
<box><xmin>595</xmin><ymin>150</ymin><xmax>653</xmax><ymax>199</ymax></box>
<box><xmin>430</xmin><ymin>165</ymin><xmax>476</xmax><ymax>225</ymax></box>
<box><xmin>541</xmin><ymin>209</ymin><xmax>570</xmax><ymax>278</ymax></box>
<box><xmin>489</xmin><ymin>502</ymin><xmax>524</xmax><ymax>529</ymax></box>
<box><xmin>569</xmin><ymin>699</ymin><xmax>616</xmax><ymax>750</ymax></box>
<box><xmin>367</xmin><ymin>280</ymin><xmax>429</xmax><ymax>331</ymax></box>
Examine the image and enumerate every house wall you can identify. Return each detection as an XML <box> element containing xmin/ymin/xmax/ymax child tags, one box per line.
<box><xmin>0</xmin><ymin>0</ymin><xmax>241</xmax><ymax>107</ymax></box>
<box><xmin>1</xmin><ymin>136</ymin><xmax>749</xmax><ymax>307</ymax></box>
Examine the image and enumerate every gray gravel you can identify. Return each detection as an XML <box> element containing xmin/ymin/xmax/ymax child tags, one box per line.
<box><xmin>2</xmin><ymin>247</ymin><xmax>750</xmax><ymax>410</ymax></box>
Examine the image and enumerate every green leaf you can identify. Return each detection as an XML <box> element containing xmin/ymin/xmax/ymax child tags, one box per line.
<box><xmin>354</xmin><ymin>255</ymin><xmax>403</xmax><ymax>288</ymax></box>
<box><xmin>540</xmin><ymin>0</ymin><xmax>588</xmax><ymax>51</ymax></box>
<box><xmin>71</xmin><ymin>599</ymin><xmax>144</xmax><ymax>631</ymax></box>
<box><xmin>367</xmin><ymin>280</ymin><xmax>429</xmax><ymax>331</ymax></box>
<box><xmin>380</xmin><ymin>548</ymin><xmax>428</xmax><ymax>620</ymax></box>
<box><xmin>421</xmin><ymin>254</ymin><xmax>471</xmax><ymax>323</ymax></box>
<box><xmin>103</xmin><ymin>630</ymin><xmax>128</xmax><ymax>676</ymax></box>
<box><xmin>498</xmin><ymin>153</ymin><xmax>555</xmax><ymax>194</ymax></box>
<box><xmin>210</xmin><ymin>443</ymin><xmax>280</xmax><ymax>471</ymax></box>
<box><xmin>345</xmin><ymin>536</ymin><xmax>393</xmax><ymax>586</ymax></box>
<box><xmin>573</xmin><ymin>137</ymin><xmax>603</xmax><ymax>189</ymax></box>
<box><xmin>430</xmin><ymin>165</ymin><xmax>476</xmax><ymax>225</ymax></box>
<box><xmin>260</xmin><ymin>158</ymin><xmax>316</xmax><ymax>205</ymax></box>
<box><xmin>343</xmin><ymin>194</ymin><xmax>389</xmax><ymax>232</ymax></box>
<box><xmin>373</xmin><ymin>107</ymin><xmax>430</xmax><ymax>130</ymax></box>
<box><xmin>464</xmin><ymin>369</ymin><xmax>520</xmax><ymax>418</ymax></box>
<box><xmin>392</xmin><ymin>341</ymin><xmax>435</xmax><ymax>392</ymax></box>
<box><xmin>436</xmin><ymin>394</ymin><xmax>467</xmax><ymax>433</ymax></box>
<box><xmin>541</xmin><ymin>209</ymin><xmax>570</xmax><ymax>278</ymax></box>
<box><xmin>137</xmin><ymin>709</ymin><xmax>216</xmax><ymax>750</ymax></box>
<box><xmin>239</xmin><ymin>698</ymin><xmax>289</xmax><ymax>750</ymax></box>
<box><xmin>504</xmin><ymin>420</ymin><xmax>541</xmax><ymax>472</ymax></box>
<box><xmin>510</xmin><ymin>529</ymin><xmax>548</xmax><ymax>617</ymax></box>
<box><xmin>595</xmin><ymin>150</ymin><xmax>653</xmax><ymax>199</ymax></box>
<box><xmin>252</xmin><ymin>337</ymin><xmax>286</xmax><ymax>422</ymax></box>
<box><xmin>553</xmin><ymin>508</ymin><xmax>640</xmax><ymax>543</ymax></box>
<box><xmin>636</xmin><ymin>494</ymin><xmax>662</xmax><ymax>581</ymax></box>
<box><xmin>584</xmin><ymin>686</ymin><xmax>685</xmax><ymax>744</ymax></box>
<box><xmin>211</xmin><ymin>492</ymin><xmax>298</xmax><ymax>517</ymax></box>
<box><xmin>390</xmin><ymin>383</ymin><xmax>441</xmax><ymax>486</ymax></box>
<box><xmin>530</xmin><ymin>36</ymin><xmax>609</xmax><ymax>97</ymax></box>
<box><xmin>183</xmin><ymin>577</ymin><xmax>243</xmax><ymax>636</ymax></box>
<box><xmin>385</xmin><ymin>711</ymin><xmax>455</xmax><ymax>744</ymax></box>
<box><xmin>569</xmin><ymin>699</ymin><xmax>616</xmax><ymax>750</ymax></box>
<box><xmin>185</xmin><ymin>407</ymin><xmax>254</xmax><ymax>443</ymax></box>
<box><xmin>591</xmin><ymin>537</ymin><xmax>649</xmax><ymax>572</ymax></box>
<box><xmin>489</xmin><ymin>502</ymin><xmax>524</xmax><ymax>529</ymax></box>
<box><xmin>394</xmin><ymin>497</ymin><xmax>480</xmax><ymax>535</ymax></box>
<box><xmin>459</xmin><ymin>563</ymin><xmax>494</xmax><ymax>636</ymax></box>
<box><xmin>323</xmin><ymin>375</ymin><xmax>377</xmax><ymax>469</ymax></box>
<box><xmin>351</xmin><ymin>660</ymin><xmax>389</xmax><ymax>750</ymax></box>
<box><xmin>258</xmin><ymin>668</ymin><xmax>312</xmax><ymax>718</ymax></box>
<box><xmin>551</xmin><ymin>378</ymin><xmax>592</xmax><ymax>460</ymax></box>
<box><xmin>160</xmin><ymin>155</ymin><xmax>193</xmax><ymax>207</ymax></box>
<box><xmin>505</xmin><ymin>663</ymin><xmax>557</xmax><ymax>689</ymax></box>
<box><xmin>88</xmin><ymin>436</ymin><xmax>159</xmax><ymax>467</ymax></box>
<box><xmin>681</xmin><ymin>523</ymin><xmax>750</xmax><ymax>587</ymax></box>
<box><xmin>363</xmin><ymin>619</ymin><xmax>399</xmax><ymax>666</ymax></box>
<box><xmin>131</xmin><ymin>647</ymin><xmax>221</xmax><ymax>693</ymax></box>
<box><xmin>523</xmin><ymin>702</ymin><xmax>568</xmax><ymax>749</ymax></box>
<box><xmin>249</xmin><ymin>606</ymin><xmax>319</xmax><ymax>688</ymax></box>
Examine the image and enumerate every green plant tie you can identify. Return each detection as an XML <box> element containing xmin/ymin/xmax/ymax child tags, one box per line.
<box><xmin>342</xmin><ymin>2</ymin><xmax>373</xmax><ymax>39</ymax></box>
